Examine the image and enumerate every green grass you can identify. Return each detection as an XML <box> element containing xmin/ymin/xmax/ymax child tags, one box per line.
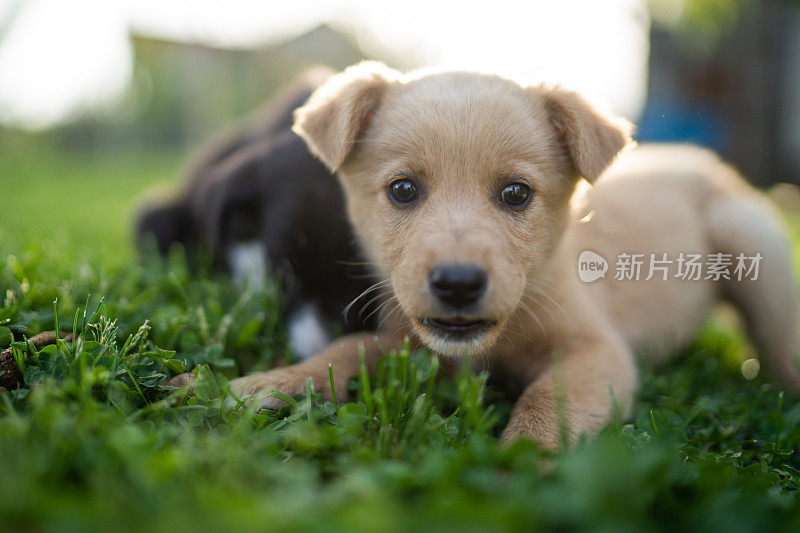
<box><xmin>2</xmin><ymin>145</ymin><xmax>800</xmax><ymax>531</ymax></box>
<box><xmin>0</xmin><ymin>141</ymin><xmax>181</xmax><ymax>265</ymax></box>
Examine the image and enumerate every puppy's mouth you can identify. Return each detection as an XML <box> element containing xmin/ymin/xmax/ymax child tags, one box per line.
<box><xmin>417</xmin><ymin>317</ymin><xmax>497</xmax><ymax>341</ymax></box>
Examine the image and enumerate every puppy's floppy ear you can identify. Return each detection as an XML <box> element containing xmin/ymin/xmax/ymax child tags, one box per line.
<box><xmin>539</xmin><ymin>85</ymin><xmax>633</xmax><ymax>183</ymax></box>
<box><xmin>292</xmin><ymin>61</ymin><xmax>398</xmax><ymax>172</ymax></box>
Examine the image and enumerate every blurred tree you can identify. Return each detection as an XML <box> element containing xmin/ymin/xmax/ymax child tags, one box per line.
<box><xmin>650</xmin><ymin>0</ymin><xmax>800</xmax><ymax>55</ymax></box>
<box><xmin>648</xmin><ymin>0</ymin><xmax>752</xmax><ymax>56</ymax></box>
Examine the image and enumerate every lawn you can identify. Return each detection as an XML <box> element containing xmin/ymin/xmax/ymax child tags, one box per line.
<box><xmin>1</xmin><ymin>144</ymin><xmax>800</xmax><ymax>532</ymax></box>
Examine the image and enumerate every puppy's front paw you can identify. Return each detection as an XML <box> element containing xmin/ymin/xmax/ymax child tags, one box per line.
<box><xmin>229</xmin><ymin>368</ymin><xmax>322</xmax><ymax>410</ymax></box>
<box><xmin>500</xmin><ymin>418</ymin><xmax>562</xmax><ymax>450</ymax></box>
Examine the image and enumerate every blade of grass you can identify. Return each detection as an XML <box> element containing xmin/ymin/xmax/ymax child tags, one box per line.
<box><xmin>329</xmin><ymin>363</ymin><xmax>338</xmax><ymax>415</ymax></box>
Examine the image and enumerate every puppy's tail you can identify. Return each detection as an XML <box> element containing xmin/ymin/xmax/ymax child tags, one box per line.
<box><xmin>706</xmin><ymin>167</ymin><xmax>800</xmax><ymax>391</ymax></box>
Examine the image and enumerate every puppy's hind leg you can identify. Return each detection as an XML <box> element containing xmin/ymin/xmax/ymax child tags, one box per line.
<box><xmin>706</xmin><ymin>189</ymin><xmax>800</xmax><ymax>391</ymax></box>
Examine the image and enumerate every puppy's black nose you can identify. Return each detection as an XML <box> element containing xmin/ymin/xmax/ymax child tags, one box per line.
<box><xmin>429</xmin><ymin>265</ymin><xmax>487</xmax><ymax>309</ymax></box>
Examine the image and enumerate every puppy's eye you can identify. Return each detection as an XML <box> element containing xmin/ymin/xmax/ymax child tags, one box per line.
<box><xmin>388</xmin><ymin>178</ymin><xmax>419</xmax><ymax>204</ymax></box>
<box><xmin>500</xmin><ymin>183</ymin><xmax>531</xmax><ymax>207</ymax></box>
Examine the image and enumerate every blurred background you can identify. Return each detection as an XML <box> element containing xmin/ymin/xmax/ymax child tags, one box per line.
<box><xmin>1</xmin><ymin>0</ymin><xmax>800</xmax><ymax>257</ymax></box>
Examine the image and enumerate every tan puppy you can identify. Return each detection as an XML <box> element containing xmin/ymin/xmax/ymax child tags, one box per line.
<box><xmin>231</xmin><ymin>62</ymin><xmax>800</xmax><ymax>447</ymax></box>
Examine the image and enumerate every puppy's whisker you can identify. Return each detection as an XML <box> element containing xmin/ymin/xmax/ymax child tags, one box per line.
<box><xmin>474</xmin><ymin>351</ymin><xmax>489</xmax><ymax>373</ymax></box>
<box><xmin>335</xmin><ymin>259</ymin><xmax>380</xmax><ymax>267</ymax></box>
<box><xmin>382</xmin><ymin>300</ymin><xmax>402</xmax><ymax>323</ymax></box>
<box><xmin>508</xmin><ymin>318</ymin><xmax>534</xmax><ymax>344</ymax></box>
<box><xmin>520</xmin><ymin>293</ymin><xmax>556</xmax><ymax>323</ymax></box>
<box><xmin>554</xmin><ymin>169</ymin><xmax>574</xmax><ymax>187</ymax></box>
<box><xmin>517</xmin><ymin>300</ymin><xmax>547</xmax><ymax>340</ymax></box>
<box><xmin>378</xmin><ymin>300</ymin><xmax>403</xmax><ymax>330</ymax></box>
<box><xmin>359</xmin><ymin>291</ymin><xmax>394</xmax><ymax>321</ymax></box>
<box><xmin>349</xmin><ymin>272</ymin><xmax>385</xmax><ymax>280</ymax></box>
<box><xmin>524</xmin><ymin>279</ymin><xmax>566</xmax><ymax>302</ymax></box>
<box><xmin>524</xmin><ymin>291</ymin><xmax>569</xmax><ymax>332</ymax></box>
<box><xmin>520</xmin><ymin>282</ymin><xmax>556</xmax><ymax>313</ymax></box>
<box><xmin>357</xmin><ymin>289</ymin><xmax>390</xmax><ymax>316</ymax></box>
<box><xmin>498</xmin><ymin>332</ymin><xmax>514</xmax><ymax>349</ymax></box>
<box><xmin>342</xmin><ymin>279</ymin><xmax>391</xmax><ymax>319</ymax></box>
<box><xmin>526</xmin><ymin>283</ymin><xmax>576</xmax><ymax>332</ymax></box>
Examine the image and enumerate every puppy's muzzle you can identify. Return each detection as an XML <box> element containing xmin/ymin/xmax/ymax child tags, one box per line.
<box><xmin>429</xmin><ymin>264</ymin><xmax>487</xmax><ymax>309</ymax></box>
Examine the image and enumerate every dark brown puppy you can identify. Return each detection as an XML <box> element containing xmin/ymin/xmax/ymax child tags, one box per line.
<box><xmin>136</xmin><ymin>69</ymin><xmax>329</xmax><ymax>257</ymax></box>
<box><xmin>136</xmin><ymin>70</ymin><xmax>377</xmax><ymax>359</ymax></box>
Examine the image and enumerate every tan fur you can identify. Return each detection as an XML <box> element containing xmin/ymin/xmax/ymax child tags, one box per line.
<box><xmin>231</xmin><ymin>62</ymin><xmax>800</xmax><ymax>447</ymax></box>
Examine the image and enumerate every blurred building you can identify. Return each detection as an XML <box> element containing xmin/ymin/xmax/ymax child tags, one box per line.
<box><xmin>58</xmin><ymin>24</ymin><xmax>367</xmax><ymax>151</ymax></box>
